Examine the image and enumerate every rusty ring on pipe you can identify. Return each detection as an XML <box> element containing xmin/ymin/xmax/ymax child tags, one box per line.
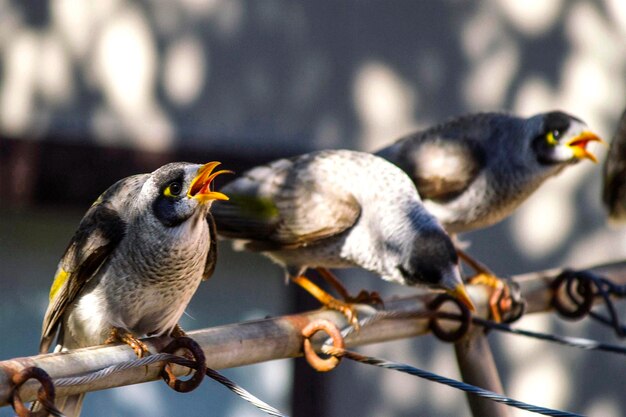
<box><xmin>10</xmin><ymin>366</ymin><xmax>56</xmax><ymax>417</ymax></box>
<box><xmin>428</xmin><ymin>294</ymin><xmax>471</xmax><ymax>342</ymax></box>
<box><xmin>160</xmin><ymin>336</ymin><xmax>207</xmax><ymax>393</ymax></box>
<box><xmin>552</xmin><ymin>270</ymin><xmax>594</xmax><ymax>320</ymax></box>
<box><xmin>301</xmin><ymin>319</ymin><xmax>345</xmax><ymax>372</ymax></box>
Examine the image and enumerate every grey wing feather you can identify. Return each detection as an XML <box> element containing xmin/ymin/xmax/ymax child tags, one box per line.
<box><xmin>603</xmin><ymin>109</ymin><xmax>626</xmax><ymax>221</ymax></box>
<box><xmin>213</xmin><ymin>156</ymin><xmax>361</xmax><ymax>249</ymax></box>
<box><xmin>39</xmin><ymin>175</ymin><xmax>146</xmax><ymax>353</ymax></box>
<box><xmin>376</xmin><ymin>115</ymin><xmax>490</xmax><ymax>202</ymax></box>
<box><xmin>203</xmin><ymin>215</ymin><xmax>218</xmax><ymax>280</ymax></box>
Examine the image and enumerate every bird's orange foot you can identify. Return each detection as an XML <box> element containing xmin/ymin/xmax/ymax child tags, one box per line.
<box><xmin>347</xmin><ymin>289</ymin><xmax>384</xmax><ymax>308</ymax></box>
<box><xmin>292</xmin><ymin>275</ymin><xmax>361</xmax><ymax>330</ymax></box>
<box><xmin>314</xmin><ymin>268</ymin><xmax>384</xmax><ymax>308</ymax></box>
<box><xmin>325</xmin><ymin>297</ymin><xmax>361</xmax><ymax>330</ymax></box>
<box><xmin>105</xmin><ymin>327</ymin><xmax>150</xmax><ymax>358</ymax></box>
<box><xmin>468</xmin><ymin>273</ymin><xmax>511</xmax><ymax>323</ymax></box>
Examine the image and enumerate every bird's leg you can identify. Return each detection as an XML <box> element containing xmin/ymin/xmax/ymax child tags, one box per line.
<box><xmin>315</xmin><ymin>267</ymin><xmax>383</xmax><ymax>306</ymax></box>
<box><xmin>291</xmin><ymin>275</ymin><xmax>360</xmax><ymax>329</ymax></box>
<box><xmin>456</xmin><ymin>248</ymin><xmax>510</xmax><ymax>323</ymax></box>
<box><xmin>171</xmin><ymin>324</ymin><xmax>187</xmax><ymax>338</ymax></box>
<box><xmin>456</xmin><ymin>247</ymin><xmax>495</xmax><ymax>276</ymax></box>
<box><xmin>104</xmin><ymin>327</ymin><xmax>150</xmax><ymax>358</ymax></box>
<box><xmin>168</xmin><ymin>324</ymin><xmax>197</xmax><ymax>363</ymax></box>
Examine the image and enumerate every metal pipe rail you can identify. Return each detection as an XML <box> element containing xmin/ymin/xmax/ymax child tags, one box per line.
<box><xmin>1</xmin><ymin>260</ymin><xmax>625</xmax><ymax>408</ymax></box>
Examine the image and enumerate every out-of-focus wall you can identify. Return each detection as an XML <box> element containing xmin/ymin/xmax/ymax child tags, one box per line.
<box><xmin>1</xmin><ymin>1</ymin><xmax>626</xmax><ymax>416</ymax></box>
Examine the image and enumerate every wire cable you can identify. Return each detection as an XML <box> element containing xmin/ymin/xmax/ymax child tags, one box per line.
<box><xmin>323</xmin><ymin>346</ymin><xmax>584</xmax><ymax>417</ymax></box>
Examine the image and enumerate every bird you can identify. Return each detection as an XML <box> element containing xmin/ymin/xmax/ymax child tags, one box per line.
<box><xmin>603</xmin><ymin>108</ymin><xmax>626</xmax><ymax>223</ymax></box>
<box><xmin>37</xmin><ymin>161</ymin><xmax>230</xmax><ymax>417</ymax></box>
<box><xmin>212</xmin><ymin>149</ymin><xmax>475</xmax><ymax>325</ymax></box>
<box><xmin>375</xmin><ymin>111</ymin><xmax>603</xmax><ymax>320</ymax></box>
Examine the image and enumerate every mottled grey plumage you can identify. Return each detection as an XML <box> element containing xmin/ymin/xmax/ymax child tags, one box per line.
<box><xmin>38</xmin><ymin>161</ymin><xmax>228</xmax><ymax>417</ymax></box>
<box><xmin>603</xmin><ymin>109</ymin><xmax>626</xmax><ymax>222</ymax></box>
<box><xmin>376</xmin><ymin>111</ymin><xmax>602</xmax><ymax>234</ymax></box>
<box><xmin>213</xmin><ymin>150</ymin><xmax>468</xmax><ymax>296</ymax></box>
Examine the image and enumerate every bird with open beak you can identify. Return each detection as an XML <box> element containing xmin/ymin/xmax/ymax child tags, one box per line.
<box><xmin>376</xmin><ymin>111</ymin><xmax>604</xmax><ymax>320</ymax></box>
<box><xmin>37</xmin><ymin>161</ymin><xmax>230</xmax><ymax>417</ymax></box>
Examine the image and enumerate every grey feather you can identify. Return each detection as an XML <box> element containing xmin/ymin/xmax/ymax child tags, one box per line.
<box><xmin>377</xmin><ymin>111</ymin><xmax>598</xmax><ymax>233</ymax></box>
<box><xmin>40</xmin><ymin>175</ymin><xmax>146</xmax><ymax>353</ymax></box>
<box><xmin>213</xmin><ymin>154</ymin><xmax>361</xmax><ymax>249</ymax></box>
<box><xmin>603</xmin><ymin>109</ymin><xmax>626</xmax><ymax>222</ymax></box>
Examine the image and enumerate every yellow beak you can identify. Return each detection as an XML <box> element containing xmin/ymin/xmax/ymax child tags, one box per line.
<box><xmin>188</xmin><ymin>161</ymin><xmax>233</xmax><ymax>203</ymax></box>
<box><xmin>565</xmin><ymin>131</ymin><xmax>605</xmax><ymax>163</ymax></box>
<box><xmin>447</xmin><ymin>284</ymin><xmax>476</xmax><ymax>312</ymax></box>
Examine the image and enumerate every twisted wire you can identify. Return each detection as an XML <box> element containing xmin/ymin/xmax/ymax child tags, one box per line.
<box><xmin>323</xmin><ymin>346</ymin><xmax>584</xmax><ymax>417</ymax></box>
<box><xmin>556</xmin><ymin>269</ymin><xmax>626</xmax><ymax>337</ymax></box>
<box><xmin>473</xmin><ymin>318</ymin><xmax>626</xmax><ymax>355</ymax></box>
<box><xmin>53</xmin><ymin>353</ymin><xmax>288</xmax><ymax>417</ymax></box>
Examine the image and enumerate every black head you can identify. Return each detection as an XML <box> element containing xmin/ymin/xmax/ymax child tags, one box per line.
<box><xmin>146</xmin><ymin>162</ymin><xmax>230</xmax><ymax>227</ymax></box>
<box><xmin>398</xmin><ymin>229</ymin><xmax>459</xmax><ymax>288</ymax></box>
<box><xmin>529</xmin><ymin>111</ymin><xmax>602</xmax><ymax>165</ymax></box>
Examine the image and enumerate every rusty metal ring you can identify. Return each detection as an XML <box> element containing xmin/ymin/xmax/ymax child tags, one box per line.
<box><xmin>10</xmin><ymin>367</ymin><xmax>56</xmax><ymax>417</ymax></box>
<box><xmin>501</xmin><ymin>281</ymin><xmax>527</xmax><ymax>324</ymax></box>
<box><xmin>552</xmin><ymin>270</ymin><xmax>594</xmax><ymax>320</ymax></box>
<box><xmin>160</xmin><ymin>336</ymin><xmax>207</xmax><ymax>393</ymax></box>
<box><xmin>428</xmin><ymin>294</ymin><xmax>471</xmax><ymax>342</ymax></box>
<box><xmin>302</xmin><ymin>319</ymin><xmax>345</xmax><ymax>372</ymax></box>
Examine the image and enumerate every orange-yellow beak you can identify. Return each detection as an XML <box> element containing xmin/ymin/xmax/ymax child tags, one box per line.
<box><xmin>565</xmin><ymin>131</ymin><xmax>605</xmax><ymax>163</ymax></box>
<box><xmin>447</xmin><ymin>284</ymin><xmax>476</xmax><ymax>312</ymax></box>
<box><xmin>188</xmin><ymin>161</ymin><xmax>232</xmax><ymax>203</ymax></box>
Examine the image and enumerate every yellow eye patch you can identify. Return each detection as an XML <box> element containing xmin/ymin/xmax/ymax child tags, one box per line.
<box><xmin>546</xmin><ymin>131</ymin><xmax>558</xmax><ymax>145</ymax></box>
<box><xmin>163</xmin><ymin>182</ymin><xmax>183</xmax><ymax>197</ymax></box>
<box><xmin>163</xmin><ymin>186</ymin><xmax>175</xmax><ymax>197</ymax></box>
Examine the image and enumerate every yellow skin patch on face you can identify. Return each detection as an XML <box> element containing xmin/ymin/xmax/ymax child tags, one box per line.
<box><xmin>546</xmin><ymin>131</ymin><xmax>558</xmax><ymax>145</ymax></box>
<box><xmin>49</xmin><ymin>267</ymin><xmax>69</xmax><ymax>301</ymax></box>
<box><xmin>163</xmin><ymin>185</ymin><xmax>177</xmax><ymax>198</ymax></box>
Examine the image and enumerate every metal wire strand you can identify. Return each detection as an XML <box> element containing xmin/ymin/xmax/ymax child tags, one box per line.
<box><xmin>204</xmin><ymin>368</ymin><xmax>288</xmax><ymax>417</ymax></box>
<box><xmin>323</xmin><ymin>346</ymin><xmax>584</xmax><ymax>417</ymax></box>
<box><xmin>556</xmin><ymin>269</ymin><xmax>626</xmax><ymax>337</ymax></box>
<box><xmin>472</xmin><ymin>318</ymin><xmax>626</xmax><ymax>356</ymax></box>
<box><xmin>53</xmin><ymin>353</ymin><xmax>288</xmax><ymax>417</ymax></box>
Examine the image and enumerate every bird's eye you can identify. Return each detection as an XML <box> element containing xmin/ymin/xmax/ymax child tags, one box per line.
<box><xmin>545</xmin><ymin>130</ymin><xmax>560</xmax><ymax>145</ymax></box>
<box><xmin>164</xmin><ymin>181</ymin><xmax>182</xmax><ymax>197</ymax></box>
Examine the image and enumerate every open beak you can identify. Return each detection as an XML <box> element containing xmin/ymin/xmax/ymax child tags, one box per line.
<box><xmin>447</xmin><ymin>284</ymin><xmax>476</xmax><ymax>312</ymax></box>
<box><xmin>188</xmin><ymin>161</ymin><xmax>233</xmax><ymax>203</ymax></box>
<box><xmin>565</xmin><ymin>131</ymin><xmax>605</xmax><ymax>163</ymax></box>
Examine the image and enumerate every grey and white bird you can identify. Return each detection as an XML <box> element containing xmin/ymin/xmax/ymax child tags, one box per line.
<box><xmin>376</xmin><ymin>111</ymin><xmax>603</xmax><ymax>320</ymax></box>
<box><xmin>376</xmin><ymin>111</ymin><xmax>603</xmax><ymax>234</ymax></box>
<box><xmin>38</xmin><ymin>161</ymin><xmax>230</xmax><ymax>417</ymax></box>
<box><xmin>603</xmin><ymin>109</ymin><xmax>626</xmax><ymax>223</ymax></box>
<box><xmin>212</xmin><ymin>150</ymin><xmax>475</xmax><ymax>323</ymax></box>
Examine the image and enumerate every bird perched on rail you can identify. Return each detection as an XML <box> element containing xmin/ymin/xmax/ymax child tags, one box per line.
<box><xmin>37</xmin><ymin>161</ymin><xmax>230</xmax><ymax>417</ymax></box>
<box><xmin>375</xmin><ymin>111</ymin><xmax>603</xmax><ymax>320</ymax></box>
<box><xmin>603</xmin><ymin>109</ymin><xmax>626</xmax><ymax>223</ymax></box>
<box><xmin>212</xmin><ymin>149</ymin><xmax>475</xmax><ymax>324</ymax></box>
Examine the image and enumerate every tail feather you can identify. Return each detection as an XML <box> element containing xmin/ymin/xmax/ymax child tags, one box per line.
<box><xmin>55</xmin><ymin>393</ymin><xmax>86</xmax><ymax>417</ymax></box>
<box><xmin>33</xmin><ymin>336</ymin><xmax>86</xmax><ymax>417</ymax></box>
<box><xmin>31</xmin><ymin>391</ymin><xmax>85</xmax><ymax>417</ymax></box>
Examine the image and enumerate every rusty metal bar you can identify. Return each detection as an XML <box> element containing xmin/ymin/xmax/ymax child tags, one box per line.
<box><xmin>455</xmin><ymin>326</ymin><xmax>511</xmax><ymax>417</ymax></box>
<box><xmin>1</xmin><ymin>260</ymin><xmax>625</xmax><ymax>408</ymax></box>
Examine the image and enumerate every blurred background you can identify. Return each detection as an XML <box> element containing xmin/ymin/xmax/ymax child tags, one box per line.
<box><xmin>1</xmin><ymin>1</ymin><xmax>626</xmax><ymax>416</ymax></box>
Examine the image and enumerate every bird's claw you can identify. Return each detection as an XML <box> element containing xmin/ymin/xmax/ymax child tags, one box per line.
<box><xmin>171</xmin><ymin>324</ymin><xmax>188</xmax><ymax>339</ymax></box>
<box><xmin>326</xmin><ymin>298</ymin><xmax>360</xmax><ymax>330</ymax></box>
<box><xmin>347</xmin><ymin>290</ymin><xmax>384</xmax><ymax>308</ymax></box>
<box><xmin>468</xmin><ymin>273</ymin><xmax>509</xmax><ymax>323</ymax></box>
<box><xmin>105</xmin><ymin>327</ymin><xmax>151</xmax><ymax>358</ymax></box>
